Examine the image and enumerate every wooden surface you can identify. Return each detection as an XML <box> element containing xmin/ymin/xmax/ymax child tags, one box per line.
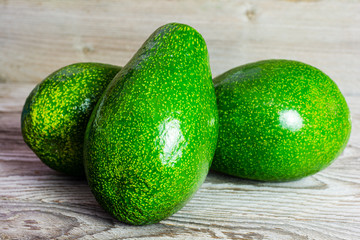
<box><xmin>1</xmin><ymin>0</ymin><xmax>360</xmax><ymax>239</ymax></box>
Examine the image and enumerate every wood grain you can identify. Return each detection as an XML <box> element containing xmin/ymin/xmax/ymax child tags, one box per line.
<box><xmin>1</xmin><ymin>0</ymin><xmax>360</xmax><ymax>239</ymax></box>
<box><xmin>1</xmin><ymin>0</ymin><xmax>360</xmax><ymax>95</ymax></box>
<box><xmin>0</xmin><ymin>84</ymin><xmax>360</xmax><ymax>239</ymax></box>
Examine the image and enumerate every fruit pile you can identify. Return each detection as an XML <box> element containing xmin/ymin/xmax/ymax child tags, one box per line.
<box><xmin>21</xmin><ymin>23</ymin><xmax>351</xmax><ymax>225</ymax></box>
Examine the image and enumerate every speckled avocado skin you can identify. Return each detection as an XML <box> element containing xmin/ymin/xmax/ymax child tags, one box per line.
<box><xmin>84</xmin><ymin>23</ymin><xmax>218</xmax><ymax>225</ymax></box>
<box><xmin>21</xmin><ymin>63</ymin><xmax>122</xmax><ymax>176</ymax></box>
<box><xmin>211</xmin><ymin>59</ymin><xmax>351</xmax><ymax>181</ymax></box>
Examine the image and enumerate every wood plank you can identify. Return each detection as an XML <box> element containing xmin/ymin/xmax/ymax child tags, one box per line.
<box><xmin>0</xmin><ymin>82</ymin><xmax>360</xmax><ymax>239</ymax></box>
<box><xmin>1</xmin><ymin>0</ymin><xmax>360</xmax><ymax>95</ymax></box>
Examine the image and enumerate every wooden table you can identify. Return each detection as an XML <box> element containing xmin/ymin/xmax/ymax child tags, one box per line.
<box><xmin>1</xmin><ymin>1</ymin><xmax>360</xmax><ymax>239</ymax></box>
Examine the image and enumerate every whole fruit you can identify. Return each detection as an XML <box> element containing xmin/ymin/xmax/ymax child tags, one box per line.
<box><xmin>211</xmin><ymin>59</ymin><xmax>351</xmax><ymax>181</ymax></box>
<box><xmin>84</xmin><ymin>23</ymin><xmax>218</xmax><ymax>225</ymax></box>
<box><xmin>21</xmin><ymin>63</ymin><xmax>121</xmax><ymax>176</ymax></box>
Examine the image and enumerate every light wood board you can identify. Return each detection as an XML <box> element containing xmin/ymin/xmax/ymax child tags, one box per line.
<box><xmin>1</xmin><ymin>82</ymin><xmax>359</xmax><ymax>239</ymax></box>
<box><xmin>1</xmin><ymin>0</ymin><xmax>360</xmax><ymax>94</ymax></box>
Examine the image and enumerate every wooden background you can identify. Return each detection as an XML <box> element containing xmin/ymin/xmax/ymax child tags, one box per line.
<box><xmin>1</xmin><ymin>0</ymin><xmax>360</xmax><ymax>239</ymax></box>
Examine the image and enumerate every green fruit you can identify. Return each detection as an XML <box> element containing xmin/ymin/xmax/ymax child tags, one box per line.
<box><xmin>84</xmin><ymin>23</ymin><xmax>218</xmax><ymax>225</ymax></box>
<box><xmin>21</xmin><ymin>63</ymin><xmax>122</xmax><ymax>176</ymax></box>
<box><xmin>211</xmin><ymin>59</ymin><xmax>351</xmax><ymax>181</ymax></box>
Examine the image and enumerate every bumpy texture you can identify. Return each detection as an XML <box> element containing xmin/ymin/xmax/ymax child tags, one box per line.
<box><xmin>84</xmin><ymin>23</ymin><xmax>218</xmax><ymax>225</ymax></box>
<box><xmin>211</xmin><ymin>59</ymin><xmax>351</xmax><ymax>181</ymax></box>
<box><xmin>21</xmin><ymin>63</ymin><xmax>122</xmax><ymax>176</ymax></box>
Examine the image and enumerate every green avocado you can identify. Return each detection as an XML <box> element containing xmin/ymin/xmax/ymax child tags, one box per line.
<box><xmin>211</xmin><ymin>59</ymin><xmax>351</xmax><ymax>181</ymax></box>
<box><xmin>84</xmin><ymin>23</ymin><xmax>218</xmax><ymax>225</ymax></box>
<box><xmin>21</xmin><ymin>63</ymin><xmax>122</xmax><ymax>176</ymax></box>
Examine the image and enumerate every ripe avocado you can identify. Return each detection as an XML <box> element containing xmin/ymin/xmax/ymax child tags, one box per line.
<box><xmin>21</xmin><ymin>63</ymin><xmax>122</xmax><ymax>176</ymax></box>
<box><xmin>84</xmin><ymin>23</ymin><xmax>218</xmax><ymax>225</ymax></box>
<box><xmin>211</xmin><ymin>59</ymin><xmax>351</xmax><ymax>181</ymax></box>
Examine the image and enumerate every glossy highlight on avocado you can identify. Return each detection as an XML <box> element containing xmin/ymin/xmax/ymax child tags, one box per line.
<box><xmin>211</xmin><ymin>59</ymin><xmax>351</xmax><ymax>181</ymax></box>
<box><xmin>21</xmin><ymin>63</ymin><xmax>122</xmax><ymax>176</ymax></box>
<box><xmin>84</xmin><ymin>23</ymin><xmax>218</xmax><ymax>225</ymax></box>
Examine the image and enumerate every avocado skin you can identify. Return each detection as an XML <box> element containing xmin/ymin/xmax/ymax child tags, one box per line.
<box><xmin>84</xmin><ymin>23</ymin><xmax>218</xmax><ymax>225</ymax></box>
<box><xmin>21</xmin><ymin>63</ymin><xmax>122</xmax><ymax>176</ymax></box>
<box><xmin>212</xmin><ymin>59</ymin><xmax>351</xmax><ymax>181</ymax></box>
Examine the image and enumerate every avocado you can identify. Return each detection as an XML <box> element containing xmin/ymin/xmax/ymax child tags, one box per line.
<box><xmin>211</xmin><ymin>59</ymin><xmax>351</xmax><ymax>181</ymax></box>
<box><xmin>21</xmin><ymin>63</ymin><xmax>122</xmax><ymax>176</ymax></box>
<box><xmin>84</xmin><ymin>23</ymin><xmax>218</xmax><ymax>225</ymax></box>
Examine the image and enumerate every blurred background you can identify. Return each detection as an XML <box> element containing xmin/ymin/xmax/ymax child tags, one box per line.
<box><xmin>1</xmin><ymin>0</ymin><xmax>359</xmax><ymax>95</ymax></box>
